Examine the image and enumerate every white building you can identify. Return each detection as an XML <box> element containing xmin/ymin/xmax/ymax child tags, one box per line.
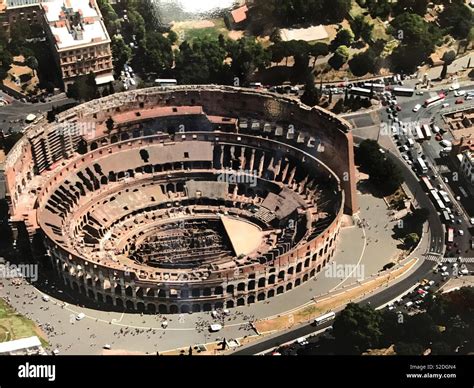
<box><xmin>459</xmin><ymin>150</ymin><xmax>474</xmax><ymax>187</ymax></box>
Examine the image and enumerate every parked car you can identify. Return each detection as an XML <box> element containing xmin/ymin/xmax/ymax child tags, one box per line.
<box><xmin>413</xmin><ymin>104</ymin><xmax>421</xmax><ymax>112</ymax></box>
<box><xmin>455</xmin><ymin>98</ymin><xmax>464</xmax><ymax>104</ymax></box>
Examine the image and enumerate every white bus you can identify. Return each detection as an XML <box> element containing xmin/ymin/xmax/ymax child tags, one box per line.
<box><xmin>363</xmin><ymin>83</ymin><xmax>385</xmax><ymax>93</ymax></box>
<box><xmin>424</xmin><ymin>93</ymin><xmax>445</xmax><ymax>108</ymax></box>
<box><xmin>314</xmin><ymin>312</ymin><xmax>336</xmax><ymax>325</ymax></box>
<box><xmin>439</xmin><ymin>190</ymin><xmax>451</xmax><ymax>205</ymax></box>
<box><xmin>415</xmin><ymin>126</ymin><xmax>425</xmax><ymax>141</ymax></box>
<box><xmin>392</xmin><ymin>87</ymin><xmax>414</xmax><ymax>97</ymax></box>
<box><xmin>422</xmin><ymin>124</ymin><xmax>432</xmax><ymax>140</ymax></box>
<box><xmin>154</xmin><ymin>78</ymin><xmax>178</xmax><ymax>86</ymax></box>
<box><xmin>348</xmin><ymin>87</ymin><xmax>372</xmax><ymax>98</ymax></box>
<box><xmin>417</xmin><ymin>157</ymin><xmax>428</xmax><ymax>173</ymax></box>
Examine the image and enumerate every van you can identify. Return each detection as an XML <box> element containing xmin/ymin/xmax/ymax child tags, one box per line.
<box><xmin>209</xmin><ymin>324</ymin><xmax>222</xmax><ymax>332</ymax></box>
<box><xmin>76</xmin><ymin>312</ymin><xmax>85</xmax><ymax>321</ymax></box>
<box><xmin>440</xmin><ymin>140</ymin><xmax>452</xmax><ymax>148</ymax></box>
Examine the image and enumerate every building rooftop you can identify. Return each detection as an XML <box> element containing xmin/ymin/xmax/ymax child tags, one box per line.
<box><xmin>42</xmin><ymin>0</ymin><xmax>109</xmax><ymax>50</ymax></box>
<box><xmin>230</xmin><ymin>5</ymin><xmax>248</xmax><ymax>24</ymax></box>
<box><xmin>0</xmin><ymin>336</ymin><xmax>42</xmax><ymax>354</ymax></box>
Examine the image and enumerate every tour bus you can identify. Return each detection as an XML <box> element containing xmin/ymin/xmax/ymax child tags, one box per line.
<box><xmin>421</xmin><ymin>176</ymin><xmax>433</xmax><ymax>191</ymax></box>
<box><xmin>423</xmin><ymin>93</ymin><xmax>445</xmax><ymax>108</ymax></box>
<box><xmin>439</xmin><ymin>190</ymin><xmax>451</xmax><ymax>206</ymax></box>
<box><xmin>436</xmin><ymin>199</ymin><xmax>446</xmax><ymax>211</ymax></box>
<box><xmin>154</xmin><ymin>79</ymin><xmax>178</xmax><ymax>86</ymax></box>
<box><xmin>417</xmin><ymin>157</ymin><xmax>428</xmax><ymax>173</ymax></box>
<box><xmin>348</xmin><ymin>87</ymin><xmax>372</xmax><ymax>98</ymax></box>
<box><xmin>422</xmin><ymin>124</ymin><xmax>432</xmax><ymax>140</ymax></box>
<box><xmin>442</xmin><ymin>210</ymin><xmax>451</xmax><ymax>224</ymax></box>
<box><xmin>447</xmin><ymin>227</ymin><xmax>454</xmax><ymax>244</ymax></box>
<box><xmin>314</xmin><ymin>312</ymin><xmax>336</xmax><ymax>326</ymax></box>
<box><xmin>363</xmin><ymin>83</ymin><xmax>385</xmax><ymax>93</ymax></box>
<box><xmin>415</xmin><ymin>126</ymin><xmax>425</xmax><ymax>141</ymax></box>
<box><xmin>430</xmin><ymin>189</ymin><xmax>441</xmax><ymax>203</ymax></box>
<box><xmin>392</xmin><ymin>87</ymin><xmax>414</xmax><ymax>97</ymax></box>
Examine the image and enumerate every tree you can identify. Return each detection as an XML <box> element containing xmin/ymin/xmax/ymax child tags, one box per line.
<box><xmin>439</xmin><ymin>2</ymin><xmax>474</xmax><ymax>39</ymax></box>
<box><xmin>310</xmin><ymin>42</ymin><xmax>329</xmax><ymax>69</ymax></box>
<box><xmin>350</xmin><ymin>15</ymin><xmax>374</xmax><ymax>43</ymax></box>
<box><xmin>301</xmin><ymin>73</ymin><xmax>319</xmax><ymax>106</ymax></box>
<box><xmin>440</xmin><ymin>50</ymin><xmax>456</xmax><ymax>79</ymax></box>
<box><xmin>328</xmin><ymin>45</ymin><xmax>349</xmax><ymax>70</ymax></box>
<box><xmin>141</xmin><ymin>31</ymin><xmax>173</xmax><ymax>73</ymax></box>
<box><xmin>330</xmin><ymin>29</ymin><xmax>354</xmax><ymax>51</ymax></box>
<box><xmin>167</xmin><ymin>30</ymin><xmax>178</xmax><ymax>45</ymax></box>
<box><xmin>0</xmin><ymin>44</ymin><xmax>12</xmax><ymax>80</ymax></box>
<box><xmin>97</xmin><ymin>0</ymin><xmax>120</xmax><ymax>35</ymax></box>
<box><xmin>333</xmin><ymin>303</ymin><xmax>383</xmax><ymax>354</ymax></box>
<box><xmin>227</xmin><ymin>37</ymin><xmax>270</xmax><ymax>84</ymax></box>
<box><xmin>25</xmin><ymin>57</ymin><xmax>39</xmax><ymax>77</ymax></box>
<box><xmin>404</xmin><ymin>232</ymin><xmax>420</xmax><ymax>248</ymax></box>
<box><xmin>67</xmin><ymin>73</ymin><xmax>98</xmax><ymax>102</ymax></box>
<box><xmin>270</xmin><ymin>28</ymin><xmax>282</xmax><ymax>44</ymax></box>
<box><xmin>349</xmin><ymin>49</ymin><xmax>377</xmax><ymax>76</ymax></box>
<box><xmin>111</xmin><ymin>36</ymin><xmax>132</xmax><ymax>75</ymax></box>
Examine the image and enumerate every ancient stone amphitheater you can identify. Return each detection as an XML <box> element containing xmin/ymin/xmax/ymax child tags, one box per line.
<box><xmin>4</xmin><ymin>86</ymin><xmax>357</xmax><ymax>313</ymax></box>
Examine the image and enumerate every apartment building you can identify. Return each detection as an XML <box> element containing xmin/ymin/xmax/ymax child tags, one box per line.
<box><xmin>42</xmin><ymin>0</ymin><xmax>114</xmax><ymax>87</ymax></box>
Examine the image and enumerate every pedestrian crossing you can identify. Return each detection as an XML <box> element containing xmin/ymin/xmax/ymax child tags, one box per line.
<box><xmin>423</xmin><ymin>253</ymin><xmax>474</xmax><ymax>263</ymax></box>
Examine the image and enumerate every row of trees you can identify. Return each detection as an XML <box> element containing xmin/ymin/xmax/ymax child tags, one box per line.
<box><xmin>327</xmin><ymin>287</ymin><xmax>474</xmax><ymax>355</ymax></box>
<box><xmin>253</xmin><ymin>0</ymin><xmax>352</xmax><ymax>27</ymax></box>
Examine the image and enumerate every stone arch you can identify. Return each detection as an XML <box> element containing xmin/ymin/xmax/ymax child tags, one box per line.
<box><xmin>277</xmin><ymin>286</ymin><xmax>284</xmax><ymax>294</ymax></box>
<box><xmin>158</xmin><ymin>304</ymin><xmax>167</xmax><ymax>314</ymax></box>
<box><xmin>286</xmin><ymin>283</ymin><xmax>293</xmax><ymax>291</ymax></box>
<box><xmin>180</xmin><ymin>305</ymin><xmax>190</xmax><ymax>313</ymax></box>
<box><xmin>170</xmin><ymin>305</ymin><xmax>179</xmax><ymax>314</ymax></box>
<box><xmin>247</xmin><ymin>295</ymin><xmax>255</xmax><ymax>304</ymax></box>
<box><xmin>147</xmin><ymin>303</ymin><xmax>156</xmax><ymax>313</ymax></box>
<box><xmin>257</xmin><ymin>292</ymin><xmax>265</xmax><ymax>301</ymax></box>
<box><xmin>267</xmin><ymin>289</ymin><xmax>275</xmax><ymax>298</ymax></box>
<box><xmin>237</xmin><ymin>298</ymin><xmax>245</xmax><ymax>306</ymax></box>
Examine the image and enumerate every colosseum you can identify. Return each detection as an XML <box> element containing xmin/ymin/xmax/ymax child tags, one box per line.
<box><xmin>4</xmin><ymin>85</ymin><xmax>357</xmax><ymax>314</ymax></box>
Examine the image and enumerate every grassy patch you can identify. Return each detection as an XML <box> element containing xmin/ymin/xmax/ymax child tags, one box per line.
<box><xmin>0</xmin><ymin>299</ymin><xmax>48</xmax><ymax>347</ymax></box>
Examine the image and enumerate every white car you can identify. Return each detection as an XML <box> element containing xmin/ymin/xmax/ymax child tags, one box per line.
<box><xmin>442</xmin><ymin>103</ymin><xmax>450</xmax><ymax>108</ymax></box>
<box><xmin>413</xmin><ymin>104</ymin><xmax>421</xmax><ymax>112</ymax></box>
<box><xmin>209</xmin><ymin>324</ymin><xmax>222</xmax><ymax>332</ymax></box>
<box><xmin>454</xmin><ymin>90</ymin><xmax>466</xmax><ymax>97</ymax></box>
<box><xmin>470</xmin><ymin>218</ymin><xmax>474</xmax><ymax>225</ymax></box>
<box><xmin>459</xmin><ymin>230</ymin><xmax>464</xmax><ymax>236</ymax></box>
<box><xmin>296</xmin><ymin>337</ymin><xmax>309</xmax><ymax>345</ymax></box>
<box><xmin>76</xmin><ymin>312</ymin><xmax>85</xmax><ymax>321</ymax></box>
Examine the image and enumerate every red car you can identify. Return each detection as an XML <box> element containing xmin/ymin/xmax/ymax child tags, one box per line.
<box><xmin>395</xmin><ymin>105</ymin><xmax>402</xmax><ymax>111</ymax></box>
<box><xmin>435</xmin><ymin>133</ymin><xmax>443</xmax><ymax>141</ymax></box>
<box><xmin>455</xmin><ymin>98</ymin><xmax>464</xmax><ymax>104</ymax></box>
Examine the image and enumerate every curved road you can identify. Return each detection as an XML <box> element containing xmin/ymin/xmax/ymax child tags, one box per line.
<box><xmin>232</xmin><ymin>136</ymin><xmax>444</xmax><ymax>355</ymax></box>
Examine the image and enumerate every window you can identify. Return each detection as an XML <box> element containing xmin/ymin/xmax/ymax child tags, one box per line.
<box><xmin>184</xmin><ymin>152</ymin><xmax>189</xmax><ymax>158</ymax></box>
